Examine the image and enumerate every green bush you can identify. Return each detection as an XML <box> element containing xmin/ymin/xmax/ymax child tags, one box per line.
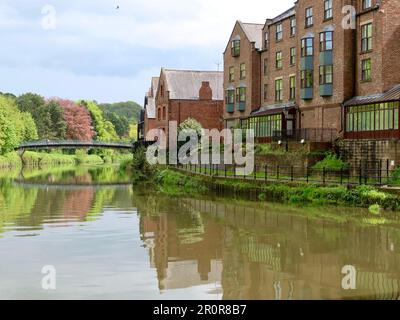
<box><xmin>313</xmin><ymin>153</ymin><xmax>349</xmax><ymax>170</ymax></box>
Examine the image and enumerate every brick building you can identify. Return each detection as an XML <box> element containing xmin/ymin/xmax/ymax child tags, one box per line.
<box><xmin>146</xmin><ymin>68</ymin><xmax>223</xmax><ymax>141</ymax></box>
<box><xmin>223</xmin><ymin>21</ymin><xmax>264</xmax><ymax>129</ymax></box>
<box><xmin>224</xmin><ymin>0</ymin><xmax>400</xmax><ymax>145</ymax></box>
<box><xmin>139</xmin><ymin>77</ymin><xmax>159</xmax><ymax>141</ymax></box>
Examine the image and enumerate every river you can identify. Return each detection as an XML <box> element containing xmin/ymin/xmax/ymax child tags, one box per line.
<box><xmin>0</xmin><ymin>165</ymin><xmax>400</xmax><ymax>300</ymax></box>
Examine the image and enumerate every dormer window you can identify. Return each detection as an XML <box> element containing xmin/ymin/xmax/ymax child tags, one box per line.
<box><xmin>362</xmin><ymin>0</ymin><xmax>372</xmax><ymax>10</ymax></box>
<box><xmin>231</xmin><ymin>40</ymin><xmax>240</xmax><ymax>57</ymax></box>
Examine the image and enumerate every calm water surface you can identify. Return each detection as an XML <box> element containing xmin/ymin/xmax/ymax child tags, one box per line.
<box><xmin>1</xmin><ymin>165</ymin><xmax>400</xmax><ymax>300</ymax></box>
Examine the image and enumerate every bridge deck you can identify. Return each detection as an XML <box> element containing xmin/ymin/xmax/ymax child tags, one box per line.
<box><xmin>16</xmin><ymin>140</ymin><xmax>135</xmax><ymax>150</ymax></box>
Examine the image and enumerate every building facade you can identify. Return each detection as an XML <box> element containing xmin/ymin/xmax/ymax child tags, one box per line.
<box><xmin>151</xmin><ymin>68</ymin><xmax>224</xmax><ymax>141</ymax></box>
<box><xmin>224</xmin><ymin>0</ymin><xmax>400</xmax><ymax>144</ymax></box>
<box><xmin>139</xmin><ymin>77</ymin><xmax>159</xmax><ymax>141</ymax></box>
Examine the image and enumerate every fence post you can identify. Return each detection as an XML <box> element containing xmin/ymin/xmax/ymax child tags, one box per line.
<box><xmin>387</xmin><ymin>159</ymin><xmax>390</xmax><ymax>184</ymax></box>
<box><xmin>254</xmin><ymin>165</ymin><xmax>257</xmax><ymax>180</ymax></box>
<box><xmin>306</xmin><ymin>166</ymin><xmax>309</xmax><ymax>183</ymax></box>
<box><xmin>291</xmin><ymin>166</ymin><xmax>294</xmax><ymax>182</ymax></box>
<box><xmin>277</xmin><ymin>165</ymin><xmax>280</xmax><ymax>181</ymax></box>
<box><xmin>359</xmin><ymin>166</ymin><xmax>362</xmax><ymax>185</ymax></box>
<box><xmin>340</xmin><ymin>166</ymin><xmax>343</xmax><ymax>185</ymax></box>
<box><xmin>323</xmin><ymin>167</ymin><xmax>326</xmax><ymax>185</ymax></box>
<box><xmin>265</xmin><ymin>165</ymin><xmax>268</xmax><ymax>181</ymax></box>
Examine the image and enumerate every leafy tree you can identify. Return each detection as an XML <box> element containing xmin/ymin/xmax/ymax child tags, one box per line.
<box><xmin>129</xmin><ymin>123</ymin><xmax>138</xmax><ymax>141</ymax></box>
<box><xmin>99</xmin><ymin>101</ymin><xmax>142</xmax><ymax>123</ymax></box>
<box><xmin>56</xmin><ymin>99</ymin><xmax>95</xmax><ymax>141</ymax></box>
<box><xmin>0</xmin><ymin>96</ymin><xmax>39</xmax><ymax>154</ymax></box>
<box><xmin>104</xmin><ymin>112</ymin><xmax>130</xmax><ymax>138</ymax></box>
<box><xmin>178</xmin><ymin>118</ymin><xmax>203</xmax><ymax>137</ymax></box>
<box><xmin>82</xmin><ymin>101</ymin><xmax>118</xmax><ymax>141</ymax></box>
<box><xmin>47</xmin><ymin>101</ymin><xmax>67</xmax><ymax>140</ymax></box>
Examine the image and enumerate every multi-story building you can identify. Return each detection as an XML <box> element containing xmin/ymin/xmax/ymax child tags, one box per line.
<box><xmin>151</xmin><ymin>68</ymin><xmax>224</xmax><ymax>141</ymax></box>
<box><xmin>224</xmin><ymin>0</ymin><xmax>400</xmax><ymax>148</ymax></box>
<box><xmin>139</xmin><ymin>77</ymin><xmax>159</xmax><ymax>141</ymax></box>
<box><xmin>223</xmin><ymin>21</ymin><xmax>263</xmax><ymax>129</ymax></box>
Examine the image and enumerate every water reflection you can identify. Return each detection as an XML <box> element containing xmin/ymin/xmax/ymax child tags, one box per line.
<box><xmin>0</xmin><ymin>166</ymin><xmax>400</xmax><ymax>299</ymax></box>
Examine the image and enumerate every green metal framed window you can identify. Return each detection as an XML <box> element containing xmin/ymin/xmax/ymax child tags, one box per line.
<box><xmin>346</xmin><ymin>102</ymin><xmax>400</xmax><ymax>132</ymax></box>
<box><xmin>242</xmin><ymin>114</ymin><xmax>282</xmax><ymax>138</ymax></box>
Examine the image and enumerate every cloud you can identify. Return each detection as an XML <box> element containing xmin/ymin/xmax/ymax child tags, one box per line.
<box><xmin>0</xmin><ymin>0</ymin><xmax>295</xmax><ymax>103</ymax></box>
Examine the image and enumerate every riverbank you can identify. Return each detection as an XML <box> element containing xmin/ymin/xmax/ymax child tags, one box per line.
<box><xmin>0</xmin><ymin>151</ymin><xmax>132</xmax><ymax>169</ymax></box>
<box><xmin>154</xmin><ymin>168</ymin><xmax>400</xmax><ymax>211</ymax></box>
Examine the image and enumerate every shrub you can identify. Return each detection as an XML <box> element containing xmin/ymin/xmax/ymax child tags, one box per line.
<box><xmin>313</xmin><ymin>153</ymin><xmax>349</xmax><ymax>170</ymax></box>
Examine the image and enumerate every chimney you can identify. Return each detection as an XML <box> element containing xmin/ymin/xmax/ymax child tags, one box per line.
<box><xmin>199</xmin><ymin>81</ymin><xmax>213</xmax><ymax>100</ymax></box>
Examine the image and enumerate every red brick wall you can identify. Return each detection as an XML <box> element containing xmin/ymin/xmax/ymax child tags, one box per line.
<box><xmin>169</xmin><ymin>100</ymin><xmax>223</xmax><ymax>131</ymax></box>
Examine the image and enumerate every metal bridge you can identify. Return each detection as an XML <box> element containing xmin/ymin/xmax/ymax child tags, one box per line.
<box><xmin>15</xmin><ymin>140</ymin><xmax>136</xmax><ymax>151</ymax></box>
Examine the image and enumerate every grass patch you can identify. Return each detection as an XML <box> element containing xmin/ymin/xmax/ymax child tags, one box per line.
<box><xmin>313</xmin><ymin>153</ymin><xmax>349</xmax><ymax>170</ymax></box>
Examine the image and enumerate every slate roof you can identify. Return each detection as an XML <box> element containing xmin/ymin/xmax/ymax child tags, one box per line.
<box><xmin>270</xmin><ymin>7</ymin><xmax>295</xmax><ymax>24</ymax></box>
<box><xmin>163</xmin><ymin>69</ymin><xmax>223</xmax><ymax>100</ymax></box>
<box><xmin>250</xmin><ymin>101</ymin><xmax>296</xmax><ymax>117</ymax></box>
<box><xmin>239</xmin><ymin>22</ymin><xmax>264</xmax><ymax>50</ymax></box>
<box><xmin>344</xmin><ymin>84</ymin><xmax>400</xmax><ymax>107</ymax></box>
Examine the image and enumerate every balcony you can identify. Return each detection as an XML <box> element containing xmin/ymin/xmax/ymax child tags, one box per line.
<box><xmin>320</xmin><ymin>84</ymin><xmax>333</xmax><ymax>97</ymax></box>
<box><xmin>320</xmin><ymin>51</ymin><xmax>333</xmax><ymax>66</ymax></box>
<box><xmin>226</xmin><ymin>103</ymin><xmax>235</xmax><ymax>113</ymax></box>
<box><xmin>301</xmin><ymin>88</ymin><xmax>313</xmax><ymax>100</ymax></box>
<box><xmin>237</xmin><ymin>102</ymin><xmax>246</xmax><ymax>112</ymax></box>
<box><xmin>300</xmin><ymin>56</ymin><xmax>314</xmax><ymax>70</ymax></box>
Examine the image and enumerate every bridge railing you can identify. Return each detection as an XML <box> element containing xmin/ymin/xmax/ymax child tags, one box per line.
<box><xmin>17</xmin><ymin>140</ymin><xmax>135</xmax><ymax>149</ymax></box>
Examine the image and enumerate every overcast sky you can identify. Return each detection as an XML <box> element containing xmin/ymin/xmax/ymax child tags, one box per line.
<box><xmin>0</xmin><ymin>0</ymin><xmax>294</xmax><ymax>104</ymax></box>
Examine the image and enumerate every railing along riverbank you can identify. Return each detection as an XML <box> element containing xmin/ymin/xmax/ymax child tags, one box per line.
<box><xmin>171</xmin><ymin>162</ymin><xmax>399</xmax><ymax>187</ymax></box>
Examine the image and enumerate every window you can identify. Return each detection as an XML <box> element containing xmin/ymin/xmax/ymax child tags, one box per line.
<box><xmin>226</xmin><ymin>90</ymin><xmax>235</xmax><ymax>104</ymax></box>
<box><xmin>241</xmin><ymin>114</ymin><xmax>282</xmax><ymax>138</ymax></box>
<box><xmin>290</xmin><ymin>47</ymin><xmax>296</xmax><ymax>65</ymax></box>
<box><xmin>361</xmin><ymin>59</ymin><xmax>372</xmax><ymax>81</ymax></box>
<box><xmin>162</xmin><ymin>107</ymin><xmax>166</xmax><ymax>120</ymax></box>
<box><xmin>290</xmin><ymin>18</ymin><xmax>296</xmax><ymax>36</ymax></box>
<box><xmin>264</xmin><ymin>59</ymin><xmax>268</xmax><ymax>75</ymax></box>
<box><xmin>346</xmin><ymin>102</ymin><xmax>400</xmax><ymax>133</ymax></box>
<box><xmin>276</xmin><ymin>51</ymin><xmax>283</xmax><ymax>69</ymax></box>
<box><xmin>160</xmin><ymin>85</ymin><xmax>164</xmax><ymax>97</ymax></box>
<box><xmin>320</xmin><ymin>31</ymin><xmax>333</xmax><ymax>51</ymax></box>
<box><xmin>305</xmin><ymin>7</ymin><xmax>313</xmax><ymax>28</ymax></box>
<box><xmin>236</xmin><ymin>87</ymin><xmax>246</xmax><ymax>102</ymax></box>
<box><xmin>240</xmin><ymin>63</ymin><xmax>246</xmax><ymax>79</ymax></box>
<box><xmin>231</xmin><ymin>40</ymin><xmax>240</xmax><ymax>56</ymax></box>
<box><xmin>264</xmin><ymin>32</ymin><xmax>269</xmax><ymax>48</ymax></box>
<box><xmin>324</xmin><ymin>0</ymin><xmax>333</xmax><ymax>20</ymax></box>
<box><xmin>301</xmin><ymin>38</ymin><xmax>314</xmax><ymax>57</ymax></box>
<box><xmin>319</xmin><ymin>65</ymin><xmax>333</xmax><ymax>84</ymax></box>
<box><xmin>275</xmin><ymin>79</ymin><xmax>283</xmax><ymax>102</ymax></box>
<box><xmin>264</xmin><ymin>84</ymin><xmax>268</xmax><ymax>101</ymax></box>
<box><xmin>289</xmin><ymin>76</ymin><xmax>296</xmax><ymax>100</ymax></box>
<box><xmin>361</xmin><ymin>23</ymin><xmax>373</xmax><ymax>52</ymax></box>
<box><xmin>362</xmin><ymin>0</ymin><xmax>372</xmax><ymax>10</ymax></box>
<box><xmin>157</xmin><ymin>108</ymin><xmax>161</xmax><ymax>120</ymax></box>
<box><xmin>276</xmin><ymin>23</ymin><xmax>283</xmax><ymax>41</ymax></box>
<box><xmin>301</xmin><ymin>70</ymin><xmax>313</xmax><ymax>88</ymax></box>
<box><xmin>229</xmin><ymin>67</ymin><xmax>235</xmax><ymax>82</ymax></box>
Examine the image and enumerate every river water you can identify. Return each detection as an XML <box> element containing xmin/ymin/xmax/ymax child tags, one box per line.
<box><xmin>0</xmin><ymin>165</ymin><xmax>400</xmax><ymax>300</ymax></box>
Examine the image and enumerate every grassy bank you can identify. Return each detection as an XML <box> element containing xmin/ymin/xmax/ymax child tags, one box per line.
<box><xmin>0</xmin><ymin>151</ymin><xmax>132</xmax><ymax>168</ymax></box>
<box><xmin>154</xmin><ymin>168</ymin><xmax>400</xmax><ymax>211</ymax></box>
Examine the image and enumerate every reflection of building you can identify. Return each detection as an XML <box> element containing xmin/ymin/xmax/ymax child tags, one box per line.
<box><xmin>139</xmin><ymin>205</ymin><xmax>223</xmax><ymax>291</ymax></box>
<box><xmin>136</xmin><ymin>192</ymin><xmax>400</xmax><ymax>299</ymax></box>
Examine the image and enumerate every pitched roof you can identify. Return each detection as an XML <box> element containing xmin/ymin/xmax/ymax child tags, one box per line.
<box><xmin>144</xmin><ymin>77</ymin><xmax>159</xmax><ymax>119</ymax></box>
<box><xmin>239</xmin><ymin>22</ymin><xmax>264</xmax><ymax>50</ymax></box>
<box><xmin>163</xmin><ymin>69</ymin><xmax>223</xmax><ymax>100</ymax></box>
<box><xmin>344</xmin><ymin>84</ymin><xmax>400</xmax><ymax>107</ymax></box>
<box><xmin>269</xmin><ymin>7</ymin><xmax>295</xmax><ymax>25</ymax></box>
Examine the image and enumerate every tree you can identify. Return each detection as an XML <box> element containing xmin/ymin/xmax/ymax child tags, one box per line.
<box><xmin>0</xmin><ymin>96</ymin><xmax>39</xmax><ymax>154</ymax></box>
<box><xmin>56</xmin><ymin>99</ymin><xmax>95</xmax><ymax>141</ymax></box>
<box><xmin>178</xmin><ymin>118</ymin><xmax>203</xmax><ymax>137</ymax></box>
<box><xmin>99</xmin><ymin>101</ymin><xmax>142</xmax><ymax>123</ymax></box>
<box><xmin>82</xmin><ymin>101</ymin><xmax>118</xmax><ymax>141</ymax></box>
<box><xmin>47</xmin><ymin>101</ymin><xmax>67</xmax><ymax>140</ymax></box>
<box><xmin>104</xmin><ymin>112</ymin><xmax>130</xmax><ymax>138</ymax></box>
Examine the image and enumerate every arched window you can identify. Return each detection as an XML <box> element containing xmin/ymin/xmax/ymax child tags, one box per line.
<box><xmin>158</xmin><ymin>108</ymin><xmax>161</xmax><ymax>120</ymax></box>
<box><xmin>163</xmin><ymin>107</ymin><xmax>166</xmax><ymax>120</ymax></box>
